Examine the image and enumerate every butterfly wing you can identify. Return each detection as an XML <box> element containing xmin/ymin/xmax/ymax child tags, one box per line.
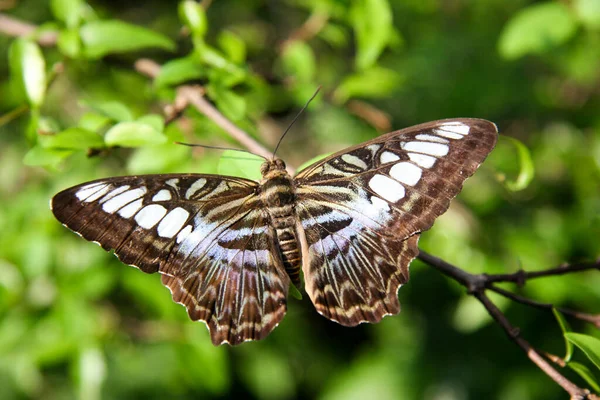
<box><xmin>294</xmin><ymin>118</ymin><xmax>498</xmax><ymax>326</ymax></box>
<box><xmin>51</xmin><ymin>174</ymin><xmax>290</xmax><ymax>345</ymax></box>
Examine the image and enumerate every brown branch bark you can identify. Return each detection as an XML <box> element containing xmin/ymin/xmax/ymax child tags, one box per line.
<box><xmin>417</xmin><ymin>250</ymin><xmax>599</xmax><ymax>400</ymax></box>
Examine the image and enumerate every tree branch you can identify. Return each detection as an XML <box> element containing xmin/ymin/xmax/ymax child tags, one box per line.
<box><xmin>417</xmin><ymin>250</ymin><xmax>599</xmax><ymax>400</ymax></box>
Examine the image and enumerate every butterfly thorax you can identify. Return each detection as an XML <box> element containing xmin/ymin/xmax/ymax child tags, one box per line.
<box><xmin>260</xmin><ymin>159</ymin><xmax>302</xmax><ymax>287</ymax></box>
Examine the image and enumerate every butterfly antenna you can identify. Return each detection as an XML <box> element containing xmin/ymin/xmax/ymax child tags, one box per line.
<box><xmin>272</xmin><ymin>86</ymin><xmax>322</xmax><ymax>159</ymax></box>
<box><xmin>175</xmin><ymin>142</ymin><xmax>267</xmax><ymax>160</ymax></box>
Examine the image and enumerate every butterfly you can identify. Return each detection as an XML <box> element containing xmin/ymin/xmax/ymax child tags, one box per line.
<box><xmin>51</xmin><ymin>118</ymin><xmax>498</xmax><ymax>345</ymax></box>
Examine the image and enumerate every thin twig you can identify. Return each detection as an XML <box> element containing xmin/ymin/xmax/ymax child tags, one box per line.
<box><xmin>417</xmin><ymin>249</ymin><xmax>599</xmax><ymax>399</ymax></box>
<box><xmin>0</xmin><ymin>13</ymin><xmax>57</xmax><ymax>45</ymax></box>
<box><xmin>485</xmin><ymin>260</ymin><xmax>600</xmax><ymax>284</ymax></box>
<box><xmin>489</xmin><ymin>285</ymin><xmax>600</xmax><ymax>328</ymax></box>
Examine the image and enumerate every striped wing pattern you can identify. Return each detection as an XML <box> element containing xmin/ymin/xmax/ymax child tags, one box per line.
<box><xmin>51</xmin><ymin>118</ymin><xmax>498</xmax><ymax>345</ymax></box>
<box><xmin>295</xmin><ymin>119</ymin><xmax>497</xmax><ymax>325</ymax></box>
<box><xmin>51</xmin><ymin>174</ymin><xmax>289</xmax><ymax>345</ymax></box>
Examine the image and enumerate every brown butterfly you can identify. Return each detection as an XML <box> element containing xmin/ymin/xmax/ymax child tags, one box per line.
<box><xmin>51</xmin><ymin>118</ymin><xmax>497</xmax><ymax>345</ymax></box>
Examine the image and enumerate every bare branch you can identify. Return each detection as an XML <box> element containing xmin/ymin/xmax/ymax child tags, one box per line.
<box><xmin>0</xmin><ymin>13</ymin><xmax>57</xmax><ymax>45</ymax></box>
<box><xmin>485</xmin><ymin>260</ymin><xmax>600</xmax><ymax>284</ymax></box>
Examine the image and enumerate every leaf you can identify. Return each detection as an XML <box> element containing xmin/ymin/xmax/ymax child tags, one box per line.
<box><xmin>350</xmin><ymin>0</ymin><xmax>394</xmax><ymax>69</ymax></box>
<box><xmin>333</xmin><ymin>67</ymin><xmax>403</xmax><ymax>104</ymax></box>
<box><xmin>104</xmin><ymin>121</ymin><xmax>167</xmax><ymax>147</ymax></box>
<box><xmin>179</xmin><ymin>0</ymin><xmax>208</xmax><ymax>38</ymax></box>
<box><xmin>57</xmin><ymin>28</ymin><xmax>81</xmax><ymax>58</ymax></box>
<box><xmin>280</xmin><ymin>41</ymin><xmax>316</xmax><ymax>83</ymax></box>
<box><xmin>40</xmin><ymin>127</ymin><xmax>104</xmax><ymax>150</ymax></box>
<box><xmin>9</xmin><ymin>39</ymin><xmax>47</xmax><ymax>108</ymax></box>
<box><xmin>78</xmin><ymin>112</ymin><xmax>111</xmax><ymax>132</ymax></box>
<box><xmin>208</xmin><ymin>85</ymin><xmax>247</xmax><ymax>121</ymax></box>
<box><xmin>50</xmin><ymin>0</ymin><xmax>83</xmax><ymax>28</ymax></box>
<box><xmin>155</xmin><ymin>56</ymin><xmax>204</xmax><ymax>88</ymax></box>
<box><xmin>497</xmin><ymin>137</ymin><xmax>535</xmax><ymax>192</ymax></box>
<box><xmin>566</xmin><ymin>333</ymin><xmax>600</xmax><ymax>370</ymax></box>
<box><xmin>553</xmin><ymin>308</ymin><xmax>574</xmax><ymax>362</ymax></box>
<box><xmin>136</xmin><ymin>114</ymin><xmax>165</xmax><ymax>133</ymax></box>
<box><xmin>80</xmin><ymin>20</ymin><xmax>175</xmax><ymax>59</ymax></box>
<box><xmin>23</xmin><ymin>146</ymin><xmax>73</xmax><ymax>168</ymax></box>
<box><xmin>498</xmin><ymin>2</ymin><xmax>578</xmax><ymax>60</ymax></box>
<box><xmin>218</xmin><ymin>31</ymin><xmax>246</xmax><ymax>64</ymax></box>
<box><xmin>217</xmin><ymin>150</ymin><xmax>263</xmax><ymax>181</ymax></box>
<box><xmin>568</xmin><ymin>361</ymin><xmax>600</xmax><ymax>393</ymax></box>
<box><xmin>574</xmin><ymin>0</ymin><xmax>600</xmax><ymax>30</ymax></box>
<box><xmin>85</xmin><ymin>100</ymin><xmax>134</xmax><ymax>122</ymax></box>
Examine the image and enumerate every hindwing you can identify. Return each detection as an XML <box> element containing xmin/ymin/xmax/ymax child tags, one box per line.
<box><xmin>51</xmin><ymin>174</ymin><xmax>289</xmax><ymax>345</ymax></box>
<box><xmin>294</xmin><ymin>118</ymin><xmax>498</xmax><ymax>325</ymax></box>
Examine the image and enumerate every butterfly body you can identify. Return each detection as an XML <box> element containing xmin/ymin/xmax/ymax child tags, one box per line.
<box><xmin>51</xmin><ymin>118</ymin><xmax>498</xmax><ymax>345</ymax></box>
<box><xmin>260</xmin><ymin>158</ymin><xmax>302</xmax><ymax>287</ymax></box>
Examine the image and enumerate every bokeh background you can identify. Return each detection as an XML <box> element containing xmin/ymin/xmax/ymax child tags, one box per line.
<box><xmin>1</xmin><ymin>0</ymin><xmax>599</xmax><ymax>399</ymax></box>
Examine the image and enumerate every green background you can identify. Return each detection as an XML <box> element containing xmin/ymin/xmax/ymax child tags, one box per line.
<box><xmin>1</xmin><ymin>0</ymin><xmax>599</xmax><ymax>399</ymax></box>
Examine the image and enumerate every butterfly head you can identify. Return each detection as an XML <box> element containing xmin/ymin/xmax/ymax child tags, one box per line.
<box><xmin>260</xmin><ymin>158</ymin><xmax>287</xmax><ymax>177</ymax></box>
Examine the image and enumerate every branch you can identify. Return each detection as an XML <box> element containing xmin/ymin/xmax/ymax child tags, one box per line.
<box><xmin>0</xmin><ymin>13</ymin><xmax>57</xmax><ymax>45</ymax></box>
<box><xmin>417</xmin><ymin>250</ymin><xmax>599</xmax><ymax>400</ymax></box>
<box><xmin>485</xmin><ymin>260</ymin><xmax>600</xmax><ymax>284</ymax></box>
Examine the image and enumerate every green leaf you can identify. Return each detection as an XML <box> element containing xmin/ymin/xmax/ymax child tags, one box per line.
<box><xmin>23</xmin><ymin>146</ymin><xmax>73</xmax><ymax>168</ymax></box>
<box><xmin>9</xmin><ymin>39</ymin><xmax>47</xmax><ymax>108</ymax></box>
<box><xmin>40</xmin><ymin>127</ymin><xmax>104</xmax><ymax>150</ymax></box>
<box><xmin>104</xmin><ymin>121</ymin><xmax>167</xmax><ymax>147</ymax></box>
<box><xmin>568</xmin><ymin>361</ymin><xmax>600</xmax><ymax>393</ymax></box>
<box><xmin>57</xmin><ymin>28</ymin><xmax>81</xmax><ymax>58</ymax></box>
<box><xmin>80</xmin><ymin>20</ymin><xmax>176</xmax><ymax>59</ymax></box>
<box><xmin>218</xmin><ymin>31</ymin><xmax>246</xmax><ymax>64</ymax></box>
<box><xmin>78</xmin><ymin>112</ymin><xmax>111</xmax><ymax>132</ymax></box>
<box><xmin>497</xmin><ymin>137</ymin><xmax>535</xmax><ymax>191</ymax></box>
<box><xmin>137</xmin><ymin>114</ymin><xmax>165</xmax><ymax>133</ymax></box>
<box><xmin>155</xmin><ymin>56</ymin><xmax>204</xmax><ymax>88</ymax></box>
<box><xmin>498</xmin><ymin>2</ymin><xmax>578</xmax><ymax>60</ymax></box>
<box><xmin>280</xmin><ymin>41</ymin><xmax>316</xmax><ymax>83</ymax></box>
<box><xmin>574</xmin><ymin>0</ymin><xmax>600</xmax><ymax>29</ymax></box>
<box><xmin>208</xmin><ymin>85</ymin><xmax>247</xmax><ymax>121</ymax></box>
<box><xmin>195</xmin><ymin>43</ymin><xmax>241</xmax><ymax>74</ymax></box>
<box><xmin>85</xmin><ymin>100</ymin><xmax>134</xmax><ymax>122</ymax></box>
<box><xmin>351</xmin><ymin>0</ymin><xmax>394</xmax><ymax>69</ymax></box>
<box><xmin>565</xmin><ymin>333</ymin><xmax>600</xmax><ymax>370</ymax></box>
<box><xmin>217</xmin><ymin>150</ymin><xmax>263</xmax><ymax>181</ymax></box>
<box><xmin>333</xmin><ymin>67</ymin><xmax>403</xmax><ymax>103</ymax></box>
<box><xmin>50</xmin><ymin>0</ymin><xmax>83</xmax><ymax>28</ymax></box>
<box><xmin>553</xmin><ymin>308</ymin><xmax>574</xmax><ymax>362</ymax></box>
<box><xmin>288</xmin><ymin>283</ymin><xmax>302</xmax><ymax>300</ymax></box>
<box><xmin>179</xmin><ymin>0</ymin><xmax>208</xmax><ymax>38</ymax></box>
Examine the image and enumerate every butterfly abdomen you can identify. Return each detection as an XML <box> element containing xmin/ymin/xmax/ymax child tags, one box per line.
<box><xmin>261</xmin><ymin>160</ymin><xmax>302</xmax><ymax>287</ymax></box>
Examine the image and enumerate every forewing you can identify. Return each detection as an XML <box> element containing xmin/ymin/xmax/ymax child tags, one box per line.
<box><xmin>295</xmin><ymin>118</ymin><xmax>497</xmax><ymax>325</ymax></box>
<box><xmin>51</xmin><ymin>174</ymin><xmax>290</xmax><ymax>345</ymax></box>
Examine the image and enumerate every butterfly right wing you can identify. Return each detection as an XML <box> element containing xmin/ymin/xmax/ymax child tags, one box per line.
<box><xmin>51</xmin><ymin>174</ymin><xmax>290</xmax><ymax>345</ymax></box>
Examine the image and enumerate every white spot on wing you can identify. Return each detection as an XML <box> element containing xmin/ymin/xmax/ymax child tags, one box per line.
<box><xmin>157</xmin><ymin>207</ymin><xmax>190</xmax><ymax>238</ymax></box>
<box><xmin>99</xmin><ymin>185</ymin><xmax>130</xmax><ymax>203</ymax></box>
<box><xmin>440</xmin><ymin>122</ymin><xmax>470</xmax><ymax>136</ymax></box>
<box><xmin>76</xmin><ymin>184</ymin><xmax>109</xmax><ymax>202</ymax></box>
<box><xmin>176</xmin><ymin>225</ymin><xmax>193</xmax><ymax>243</ymax></box>
<box><xmin>370</xmin><ymin>196</ymin><xmax>390</xmax><ymax>211</ymax></box>
<box><xmin>434</xmin><ymin>128</ymin><xmax>463</xmax><ymax>140</ymax></box>
<box><xmin>102</xmin><ymin>187</ymin><xmax>148</xmax><ymax>214</ymax></box>
<box><xmin>166</xmin><ymin>179</ymin><xmax>179</xmax><ymax>189</ymax></box>
<box><xmin>118</xmin><ymin>198</ymin><xmax>143</xmax><ymax>218</ymax></box>
<box><xmin>402</xmin><ymin>141</ymin><xmax>449</xmax><ymax>156</ymax></box>
<box><xmin>368</xmin><ymin>174</ymin><xmax>405</xmax><ymax>202</ymax></box>
<box><xmin>408</xmin><ymin>152</ymin><xmax>436</xmax><ymax>168</ymax></box>
<box><xmin>390</xmin><ymin>162</ymin><xmax>422</xmax><ymax>186</ymax></box>
<box><xmin>135</xmin><ymin>204</ymin><xmax>167</xmax><ymax>229</ymax></box>
<box><xmin>341</xmin><ymin>154</ymin><xmax>368</xmax><ymax>170</ymax></box>
<box><xmin>415</xmin><ymin>134</ymin><xmax>449</xmax><ymax>144</ymax></box>
<box><xmin>186</xmin><ymin>178</ymin><xmax>207</xmax><ymax>199</ymax></box>
<box><xmin>380</xmin><ymin>151</ymin><xmax>400</xmax><ymax>164</ymax></box>
<box><xmin>152</xmin><ymin>189</ymin><xmax>172</xmax><ymax>202</ymax></box>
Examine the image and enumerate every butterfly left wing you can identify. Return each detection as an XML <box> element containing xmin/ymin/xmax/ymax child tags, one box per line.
<box><xmin>294</xmin><ymin>118</ymin><xmax>498</xmax><ymax>326</ymax></box>
<box><xmin>51</xmin><ymin>174</ymin><xmax>290</xmax><ymax>345</ymax></box>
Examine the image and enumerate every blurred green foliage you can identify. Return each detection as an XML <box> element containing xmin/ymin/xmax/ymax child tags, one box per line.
<box><xmin>1</xmin><ymin>0</ymin><xmax>599</xmax><ymax>399</ymax></box>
